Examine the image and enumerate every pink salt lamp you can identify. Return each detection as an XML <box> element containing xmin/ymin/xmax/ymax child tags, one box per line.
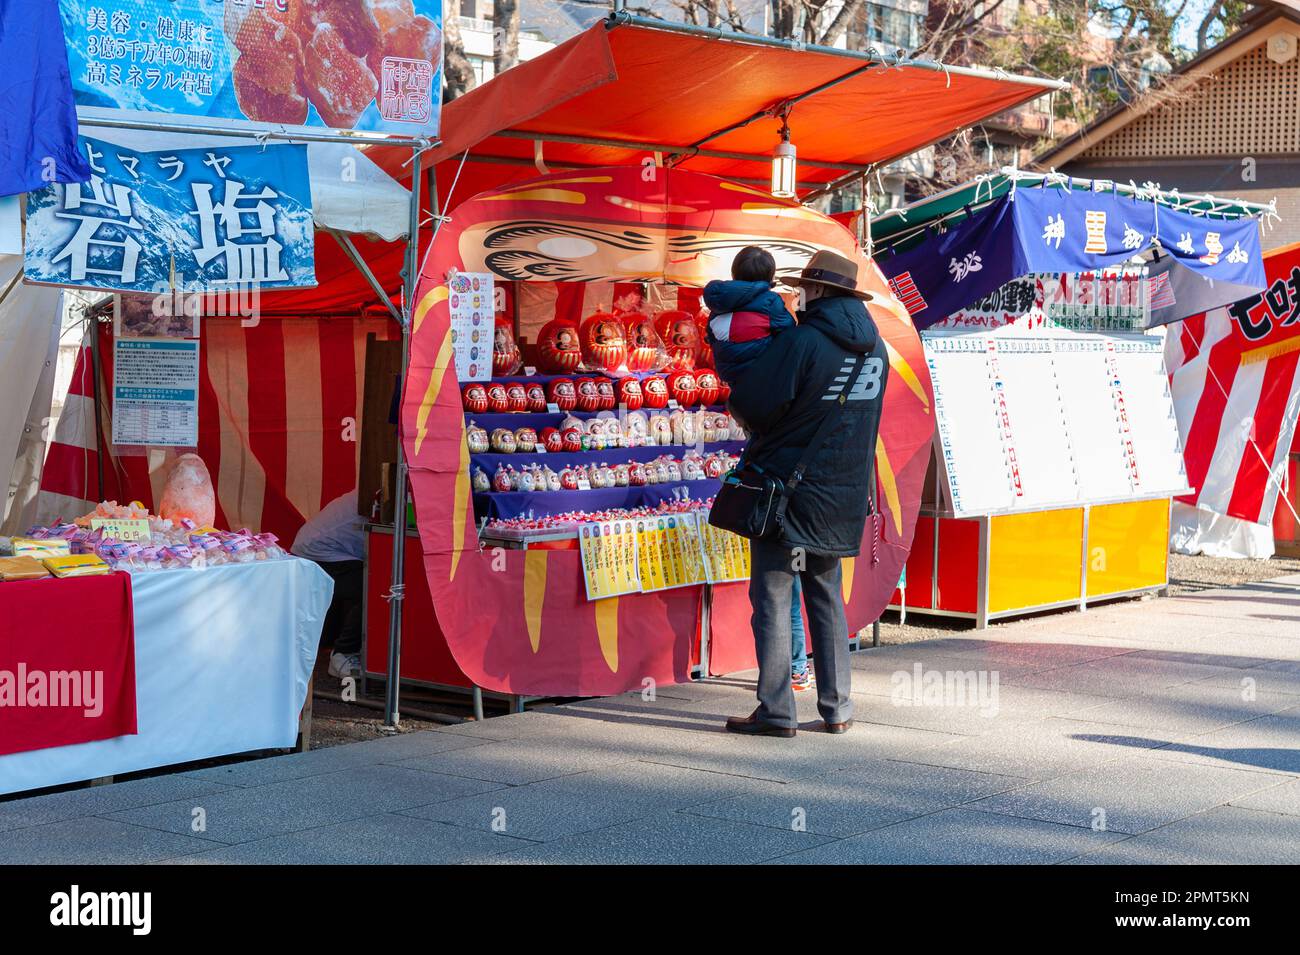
<box><xmin>158</xmin><ymin>453</ymin><xmax>216</xmax><ymax>528</ymax></box>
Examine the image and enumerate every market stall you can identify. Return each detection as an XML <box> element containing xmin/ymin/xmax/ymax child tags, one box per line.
<box><xmin>1</xmin><ymin>0</ymin><xmax>439</xmax><ymax>788</ymax></box>
<box><xmin>347</xmin><ymin>15</ymin><xmax>1068</xmax><ymax>703</ymax></box>
<box><xmin>872</xmin><ymin>170</ymin><xmax>1274</xmax><ymax>625</ymax></box>
<box><xmin>391</xmin><ymin>163</ymin><xmax>935</xmax><ymax>698</ymax></box>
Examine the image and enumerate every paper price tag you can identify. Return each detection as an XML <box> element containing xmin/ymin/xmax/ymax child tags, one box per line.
<box><xmin>90</xmin><ymin>517</ymin><xmax>152</xmax><ymax>542</ymax></box>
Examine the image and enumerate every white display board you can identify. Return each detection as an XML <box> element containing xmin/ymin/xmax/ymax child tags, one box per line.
<box><xmin>448</xmin><ymin>271</ymin><xmax>494</xmax><ymax>382</ymax></box>
<box><xmin>925</xmin><ymin>328</ymin><xmax>1189</xmax><ymax>517</ymax></box>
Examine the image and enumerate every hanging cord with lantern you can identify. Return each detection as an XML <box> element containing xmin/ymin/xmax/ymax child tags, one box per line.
<box><xmin>771</xmin><ymin>103</ymin><xmax>797</xmax><ymax>199</ymax></box>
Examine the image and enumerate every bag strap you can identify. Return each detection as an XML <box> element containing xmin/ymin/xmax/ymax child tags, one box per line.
<box><xmin>774</xmin><ymin>350</ymin><xmax>866</xmax><ymax>522</ymax></box>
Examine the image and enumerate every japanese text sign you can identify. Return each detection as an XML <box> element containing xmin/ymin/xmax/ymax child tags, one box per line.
<box><xmin>63</xmin><ymin>0</ymin><xmax>443</xmax><ymax>137</ymax></box>
<box><xmin>25</xmin><ymin>136</ymin><xmax>315</xmax><ymax>293</ymax></box>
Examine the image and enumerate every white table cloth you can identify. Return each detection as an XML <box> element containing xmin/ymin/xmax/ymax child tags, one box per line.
<box><xmin>0</xmin><ymin>558</ymin><xmax>332</xmax><ymax>795</ymax></box>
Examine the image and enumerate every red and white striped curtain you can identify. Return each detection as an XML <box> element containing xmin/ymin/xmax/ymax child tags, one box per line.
<box><xmin>38</xmin><ymin>315</ymin><xmax>398</xmax><ymax>544</ymax></box>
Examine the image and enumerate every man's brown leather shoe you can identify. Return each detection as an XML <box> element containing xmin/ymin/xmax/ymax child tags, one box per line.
<box><xmin>725</xmin><ymin>712</ymin><xmax>796</xmax><ymax>738</ymax></box>
<box><xmin>823</xmin><ymin>719</ymin><xmax>853</xmax><ymax>734</ymax></box>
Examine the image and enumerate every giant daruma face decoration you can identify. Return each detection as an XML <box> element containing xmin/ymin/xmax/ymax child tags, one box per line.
<box><xmin>655</xmin><ymin>310</ymin><xmax>701</xmax><ymax>370</ymax></box>
<box><xmin>536</xmin><ymin>319</ymin><xmax>582</xmax><ymax>374</ymax></box>
<box><xmin>579</xmin><ymin>312</ymin><xmax>628</xmax><ymax>374</ymax></box>
<box><xmin>403</xmin><ymin>164</ymin><xmax>936</xmax><ymax>700</ymax></box>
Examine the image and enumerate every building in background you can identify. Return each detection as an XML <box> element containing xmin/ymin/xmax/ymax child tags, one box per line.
<box><xmin>1035</xmin><ymin>1</ymin><xmax>1300</xmax><ymax>250</ymax></box>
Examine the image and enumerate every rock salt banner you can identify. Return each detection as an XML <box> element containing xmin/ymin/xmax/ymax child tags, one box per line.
<box><xmin>62</xmin><ymin>0</ymin><xmax>442</xmax><ymax>136</ymax></box>
<box><xmin>25</xmin><ymin>135</ymin><xmax>315</xmax><ymax>293</ymax></box>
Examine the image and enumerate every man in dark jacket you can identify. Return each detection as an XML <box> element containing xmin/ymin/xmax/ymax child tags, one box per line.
<box><xmin>722</xmin><ymin>250</ymin><xmax>889</xmax><ymax>737</ymax></box>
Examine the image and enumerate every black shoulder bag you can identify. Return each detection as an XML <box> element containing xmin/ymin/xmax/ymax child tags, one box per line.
<box><xmin>708</xmin><ymin>352</ymin><xmax>865</xmax><ymax>540</ymax></box>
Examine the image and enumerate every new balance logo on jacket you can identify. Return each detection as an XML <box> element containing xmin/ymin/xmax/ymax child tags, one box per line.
<box><xmin>822</xmin><ymin>355</ymin><xmax>884</xmax><ymax>401</ymax></box>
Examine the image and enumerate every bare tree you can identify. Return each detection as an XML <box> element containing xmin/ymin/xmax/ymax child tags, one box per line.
<box><xmin>494</xmin><ymin>0</ymin><xmax>521</xmax><ymax>74</ymax></box>
<box><xmin>768</xmin><ymin>0</ymin><xmax>868</xmax><ymax>44</ymax></box>
<box><xmin>443</xmin><ymin>0</ymin><xmax>477</xmax><ymax>101</ymax></box>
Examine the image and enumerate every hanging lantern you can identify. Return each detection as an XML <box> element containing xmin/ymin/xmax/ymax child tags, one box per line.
<box><xmin>771</xmin><ymin>117</ymin><xmax>797</xmax><ymax>200</ymax></box>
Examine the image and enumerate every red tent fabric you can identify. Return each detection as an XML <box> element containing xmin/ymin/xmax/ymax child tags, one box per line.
<box><xmin>371</xmin><ymin>20</ymin><xmax>1061</xmax><ymax>209</ymax></box>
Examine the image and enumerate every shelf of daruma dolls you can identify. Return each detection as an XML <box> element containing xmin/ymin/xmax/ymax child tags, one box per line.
<box><xmin>473</xmin><ymin>479</ymin><xmax>722</xmax><ymax>522</ymax></box>
<box><xmin>487</xmin><ymin>370</ymin><xmax>713</xmax><ymax>385</ymax></box>
<box><xmin>464</xmin><ymin>406</ymin><xmax>732</xmax><ymax>432</ymax></box>
<box><xmin>470</xmin><ymin>440</ymin><xmax>745</xmax><ymax>472</ymax></box>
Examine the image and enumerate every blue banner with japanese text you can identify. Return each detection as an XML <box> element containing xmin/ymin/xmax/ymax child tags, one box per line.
<box><xmin>25</xmin><ymin>135</ymin><xmax>315</xmax><ymax>293</ymax></box>
<box><xmin>879</xmin><ymin>191</ymin><xmax>1265</xmax><ymax>330</ymax></box>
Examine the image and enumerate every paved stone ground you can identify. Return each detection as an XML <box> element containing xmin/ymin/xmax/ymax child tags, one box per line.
<box><xmin>3</xmin><ymin>575</ymin><xmax>1298</xmax><ymax>865</ymax></box>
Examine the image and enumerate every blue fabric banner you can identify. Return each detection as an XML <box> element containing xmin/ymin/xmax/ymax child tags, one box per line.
<box><xmin>24</xmin><ymin>135</ymin><xmax>315</xmax><ymax>292</ymax></box>
<box><xmin>877</xmin><ymin>196</ymin><xmax>1019</xmax><ymax>328</ymax></box>
<box><xmin>0</xmin><ymin>0</ymin><xmax>91</xmax><ymax>197</ymax></box>
<box><xmin>880</xmin><ymin>189</ymin><xmax>1266</xmax><ymax>329</ymax></box>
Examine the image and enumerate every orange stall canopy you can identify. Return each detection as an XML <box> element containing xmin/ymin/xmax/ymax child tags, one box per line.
<box><xmin>371</xmin><ymin>16</ymin><xmax>1067</xmax><ymax>210</ymax></box>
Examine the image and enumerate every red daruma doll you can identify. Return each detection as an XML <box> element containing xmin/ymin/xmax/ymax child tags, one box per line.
<box><xmin>462</xmin><ymin>382</ymin><xmax>488</xmax><ymax>414</ymax></box>
<box><xmin>486</xmin><ymin>382</ymin><xmax>510</xmax><ymax>413</ymax></box>
<box><xmin>654</xmin><ymin>310</ymin><xmax>702</xmax><ymax>370</ymax></box>
<box><xmin>536</xmin><ymin>319</ymin><xmax>582</xmax><ymax>374</ymax></box>
<box><xmin>642</xmin><ymin>375</ymin><xmax>670</xmax><ymax>409</ymax></box>
<box><xmin>617</xmin><ymin>377</ymin><xmax>643</xmax><ymax>411</ymax></box>
<box><xmin>492</xmin><ymin>319</ymin><xmax>523</xmax><ymax>377</ymax></box>
<box><xmin>579</xmin><ymin>311</ymin><xmax>628</xmax><ymax>373</ymax></box>
<box><xmin>622</xmin><ymin>312</ymin><xmax>663</xmax><ymax>371</ymax></box>
<box><xmin>695</xmin><ymin>309</ymin><xmax>715</xmax><ymax>369</ymax></box>
<box><xmin>574</xmin><ymin>377</ymin><xmax>602</xmax><ymax>412</ymax></box>
<box><xmin>695</xmin><ymin>369</ymin><xmax>721</xmax><ymax>407</ymax></box>
<box><xmin>596</xmin><ymin>378</ymin><xmax>616</xmax><ymax>411</ymax></box>
<box><xmin>548</xmin><ymin>377</ymin><xmax>576</xmax><ymax>411</ymax></box>
<box><xmin>668</xmin><ymin>370</ymin><xmax>700</xmax><ymax>407</ymax></box>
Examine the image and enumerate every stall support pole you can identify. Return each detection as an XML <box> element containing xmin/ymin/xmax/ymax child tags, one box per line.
<box><xmin>89</xmin><ymin>316</ymin><xmax>106</xmax><ymax>501</ymax></box>
<box><xmin>384</xmin><ymin>149</ymin><xmax>425</xmax><ymax>729</ymax></box>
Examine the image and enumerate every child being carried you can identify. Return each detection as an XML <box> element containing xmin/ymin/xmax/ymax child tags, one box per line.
<box><xmin>703</xmin><ymin>245</ymin><xmax>796</xmax><ymax>384</ymax></box>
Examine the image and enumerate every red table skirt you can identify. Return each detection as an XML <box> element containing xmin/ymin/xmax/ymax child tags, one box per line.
<box><xmin>0</xmin><ymin>571</ymin><xmax>138</xmax><ymax>757</ymax></box>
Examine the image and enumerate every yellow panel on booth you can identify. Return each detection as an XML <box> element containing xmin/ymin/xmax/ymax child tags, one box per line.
<box><xmin>1086</xmin><ymin>499</ymin><xmax>1169</xmax><ymax>598</ymax></box>
<box><xmin>988</xmin><ymin>509</ymin><xmax>1084</xmax><ymax>613</ymax></box>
